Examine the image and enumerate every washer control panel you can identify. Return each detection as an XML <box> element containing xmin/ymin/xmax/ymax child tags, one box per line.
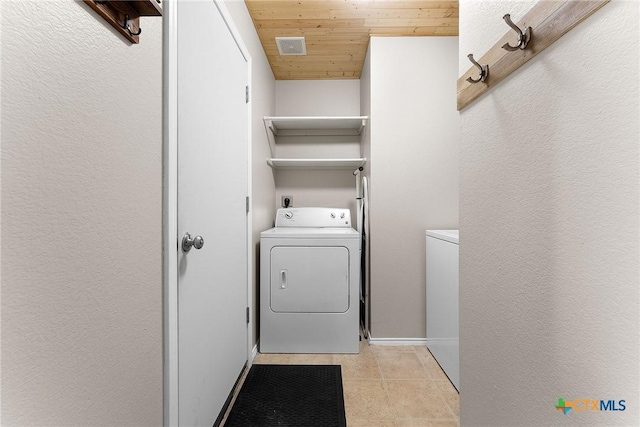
<box><xmin>275</xmin><ymin>207</ymin><xmax>351</xmax><ymax>227</ymax></box>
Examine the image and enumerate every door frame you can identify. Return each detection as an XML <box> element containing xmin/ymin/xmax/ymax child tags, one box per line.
<box><xmin>162</xmin><ymin>1</ymin><xmax>253</xmax><ymax>425</ymax></box>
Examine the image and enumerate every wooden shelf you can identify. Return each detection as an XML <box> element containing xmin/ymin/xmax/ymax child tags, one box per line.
<box><xmin>457</xmin><ymin>0</ymin><xmax>609</xmax><ymax>110</ymax></box>
<box><xmin>267</xmin><ymin>158</ymin><xmax>367</xmax><ymax>170</ymax></box>
<box><xmin>128</xmin><ymin>0</ymin><xmax>163</xmax><ymax>16</ymax></box>
<box><xmin>85</xmin><ymin>0</ymin><xmax>162</xmax><ymax>44</ymax></box>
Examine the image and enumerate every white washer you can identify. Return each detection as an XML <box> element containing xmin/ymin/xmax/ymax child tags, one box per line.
<box><xmin>260</xmin><ymin>208</ymin><xmax>360</xmax><ymax>354</ymax></box>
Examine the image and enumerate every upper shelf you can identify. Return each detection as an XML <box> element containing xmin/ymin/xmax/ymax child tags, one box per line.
<box><xmin>263</xmin><ymin>116</ymin><xmax>368</xmax><ymax>160</ymax></box>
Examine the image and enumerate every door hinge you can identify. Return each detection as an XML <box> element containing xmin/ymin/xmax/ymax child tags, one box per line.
<box><xmin>246</xmin><ymin>196</ymin><xmax>250</xmax><ymax>214</ymax></box>
<box><xmin>246</xmin><ymin>307</ymin><xmax>250</xmax><ymax>324</ymax></box>
<box><xmin>245</xmin><ymin>85</ymin><xmax>249</xmax><ymax>103</ymax></box>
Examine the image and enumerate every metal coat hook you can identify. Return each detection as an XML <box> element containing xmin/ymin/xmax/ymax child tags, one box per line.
<box><xmin>501</xmin><ymin>14</ymin><xmax>531</xmax><ymax>51</ymax></box>
<box><xmin>121</xmin><ymin>14</ymin><xmax>142</xmax><ymax>36</ymax></box>
<box><xmin>466</xmin><ymin>54</ymin><xmax>489</xmax><ymax>84</ymax></box>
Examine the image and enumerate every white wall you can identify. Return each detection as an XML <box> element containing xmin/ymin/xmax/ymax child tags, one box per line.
<box><xmin>225</xmin><ymin>0</ymin><xmax>276</xmax><ymax>351</ymax></box>
<box><xmin>459</xmin><ymin>1</ymin><xmax>639</xmax><ymax>425</ymax></box>
<box><xmin>1</xmin><ymin>1</ymin><xmax>163</xmax><ymax>425</ymax></box>
<box><xmin>273</xmin><ymin>80</ymin><xmax>361</xmax><ymax>216</ymax></box>
<box><xmin>275</xmin><ymin>80</ymin><xmax>361</xmax><ymax>116</ymax></box>
<box><xmin>360</xmin><ymin>50</ymin><xmax>372</xmax><ymax>174</ymax></box>
<box><xmin>365</xmin><ymin>37</ymin><xmax>460</xmax><ymax>339</ymax></box>
<box><xmin>359</xmin><ymin>47</ymin><xmax>372</xmax><ymax>333</ymax></box>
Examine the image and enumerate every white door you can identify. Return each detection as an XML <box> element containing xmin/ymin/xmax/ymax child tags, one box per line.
<box><xmin>177</xmin><ymin>1</ymin><xmax>249</xmax><ymax>425</ymax></box>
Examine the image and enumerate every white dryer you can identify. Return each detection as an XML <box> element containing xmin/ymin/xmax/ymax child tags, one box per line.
<box><xmin>260</xmin><ymin>208</ymin><xmax>360</xmax><ymax>354</ymax></box>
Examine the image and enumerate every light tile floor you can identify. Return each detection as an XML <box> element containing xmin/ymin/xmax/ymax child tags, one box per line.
<box><xmin>224</xmin><ymin>340</ymin><xmax>460</xmax><ymax>427</ymax></box>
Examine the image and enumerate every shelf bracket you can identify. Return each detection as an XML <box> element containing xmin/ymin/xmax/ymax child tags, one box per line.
<box><xmin>263</xmin><ymin>118</ymin><xmax>277</xmax><ymax>158</ymax></box>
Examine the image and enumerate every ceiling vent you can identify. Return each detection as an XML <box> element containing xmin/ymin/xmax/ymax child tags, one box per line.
<box><xmin>275</xmin><ymin>37</ymin><xmax>307</xmax><ymax>56</ymax></box>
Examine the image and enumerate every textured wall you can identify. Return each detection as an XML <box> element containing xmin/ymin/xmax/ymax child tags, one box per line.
<box><xmin>1</xmin><ymin>1</ymin><xmax>163</xmax><ymax>425</ymax></box>
<box><xmin>367</xmin><ymin>37</ymin><xmax>460</xmax><ymax>339</ymax></box>
<box><xmin>459</xmin><ymin>0</ymin><xmax>639</xmax><ymax>425</ymax></box>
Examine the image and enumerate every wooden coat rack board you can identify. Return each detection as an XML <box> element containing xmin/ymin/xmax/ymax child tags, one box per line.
<box><xmin>85</xmin><ymin>0</ymin><xmax>162</xmax><ymax>44</ymax></box>
<box><xmin>457</xmin><ymin>0</ymin><xmax>609</xmax><ymax>110</ymax></box>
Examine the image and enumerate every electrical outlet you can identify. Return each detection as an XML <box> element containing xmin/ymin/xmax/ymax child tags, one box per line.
<box><xmin>281</xmin><ymin>195</ymin><xmax>293</xmax><ymax>208</ymax></box>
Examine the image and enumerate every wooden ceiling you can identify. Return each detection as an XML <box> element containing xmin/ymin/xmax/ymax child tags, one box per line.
<box><xmin>245</xmin><ymin>1</ymin><xmax>459</xmax><ymax>80</ymax></box>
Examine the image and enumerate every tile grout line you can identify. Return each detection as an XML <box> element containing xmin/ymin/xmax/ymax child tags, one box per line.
<box><xmin>376</xmin><ymin>351</ymin><xmax>395</xmax><ymax>421</ymax></box>
<box><xmin>420</xmin><ymin>347</ymin><xmax>460</xmax><ymax>424</ymax></box>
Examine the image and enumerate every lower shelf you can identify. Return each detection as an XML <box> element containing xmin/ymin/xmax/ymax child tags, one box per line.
<box><xmin>267</xmin><ymin>158</ymin><xmax>366</xmax><ymax>170</ymax></box>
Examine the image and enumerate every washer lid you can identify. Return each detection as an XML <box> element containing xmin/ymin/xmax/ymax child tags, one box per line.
<box><xmin>275</xmin><ymin>207</ymin><xmax>351</xmax><ymax>228</ymax></box>
<box><xmin>426</xmin><ymin>229</ymin><xmax>459</xmax><ymax>244</ymax></box>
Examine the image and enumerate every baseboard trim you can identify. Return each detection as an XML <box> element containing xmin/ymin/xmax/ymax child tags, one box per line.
<box><xmin>251</xmin><ymin>341</ymin><xmax>259</xmax><ymax>362</ymax></box>
<box><xmin>424</xmin><ymin>338</ymin><xmax>456</xmax><ymax>346</ymax></box>
<box><xmin>368</xmin><ymin>336</ymin><xmax>428</xmax><ymax>346</ymax></box>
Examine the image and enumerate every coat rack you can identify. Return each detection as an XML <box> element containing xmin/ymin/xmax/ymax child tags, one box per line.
<box><xmin>457</xmin><ymin>0</ymin><xmax>609</xmax><ymax>110</ymax></box>
<box><xmin>84</xmin><ymin>0</ymin><xmax>162</xmax><ymax>44</ymax></box>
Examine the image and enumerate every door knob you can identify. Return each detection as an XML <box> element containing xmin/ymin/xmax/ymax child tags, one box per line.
<box><xmin>182</xmin><ymin>232</ymin><xmax>205</xmax><ymax>253</ymax></box>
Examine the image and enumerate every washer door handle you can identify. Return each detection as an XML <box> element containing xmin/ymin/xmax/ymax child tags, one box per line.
<box><xmin>280</xmin><ymin>269</ymin><xmax>288</xmax><ymax>289</ymax></box>
<box><xmin>182</xmin><ymin>232</ymin><xmax>205</xmax><ymax>253</ymax></box>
